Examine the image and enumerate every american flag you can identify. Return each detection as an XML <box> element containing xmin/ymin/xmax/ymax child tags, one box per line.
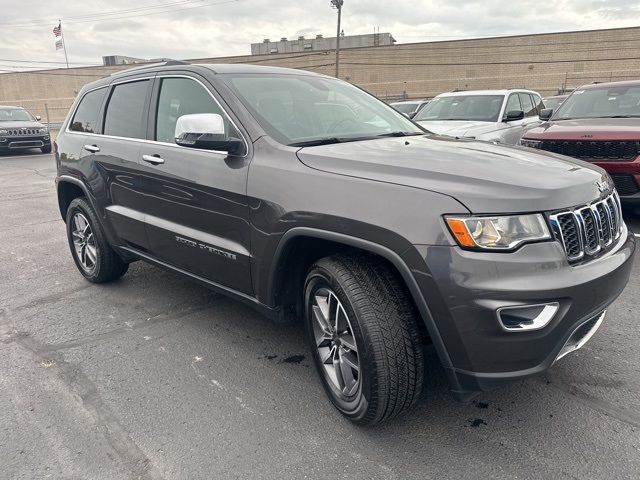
<box><xmin>53</xmin><ymin>22</ymin><xmax>61</xmax><ymax>37</ymax></box>
<box><xmin>55</xmin><ymin>39</ymin><xmax>63</xmax><ymax>50</ymax></box>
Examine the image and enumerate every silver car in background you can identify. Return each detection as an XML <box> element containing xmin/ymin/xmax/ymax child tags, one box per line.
<box><xmin>414</xmin><ymin>89</ymin><xmax>544</xmax><ymax>144</ymax></box>
<box><xmin>389</xmin><ymin>99</ymin><xmax>430</xmax><ymax>118</ymax></box>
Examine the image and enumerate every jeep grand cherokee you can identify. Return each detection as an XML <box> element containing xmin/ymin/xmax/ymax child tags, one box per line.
<box><xmin>54</xmin><ymin>63</ymin><xmax>635</xmax><ymax>425</ymax></box>
<box><xmin>521</xmin><ymin>80</ymin><xmax>640</xmax><ymax>211</ymax></box>
<box><xmin>0</xmin><ymin>105</ymin><xmax>51</xmax><ymax>154</ymax></box>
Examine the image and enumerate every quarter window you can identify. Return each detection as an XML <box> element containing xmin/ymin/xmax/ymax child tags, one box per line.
<box><xmin>155</xmin><ymin>77</ymin><xmax>226</xmax><ymax>144</ymax></box>
<box><xmin>103</xmin><ymin>80</ymin><xmax>150</xmax><ymax>139</ymax></box>
<box><xmin>70</xmin><ymin>88</ymin><xmax>106</xmax><ymax>133</ymax></box>
<box><xmin>519</xmin><ymin>93</ymin><xmax>536</xmax><ymax>117</ymax></box>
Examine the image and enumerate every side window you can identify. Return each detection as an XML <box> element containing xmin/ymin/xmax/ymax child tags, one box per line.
<box><xmin>155</xmin><ymin>77</ymin><xmax>226</xmax><ymax>144</ymax></box>
<box><xmin>532</xmin><ymin>94</ymin><xmax>544</xmax><ymax>114</ymax></box>
<box><xmin>103</xmin><ymin>80</ymin><xmax>150</xmax><ymax>139</ymax></box>
<box><xmin>504</xmin><ymin>94</ymin><xmax>522</xmax><ymax>116</ymax></box>
<box><xmin>69</xmin><ymin>88</ymin><xmax>106</xmax><ymax>133</ymax></box>
<box><xmin>519</xmin><ymin>93</ymin><xmax>536</xmax><ymax>117</ymax></box>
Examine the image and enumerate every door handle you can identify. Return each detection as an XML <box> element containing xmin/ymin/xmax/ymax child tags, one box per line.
<box><xmin>142</xmin><ymin>154</ymin><xmax>164</xmax><ymax>165</ymax></box>
<box><xmin>83</xmin><ymin>144</ymin><xmax>100</xmax><ymax>153</ymax></box>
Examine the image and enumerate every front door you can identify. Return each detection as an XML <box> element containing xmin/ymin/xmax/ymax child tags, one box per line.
<box><xmin>138</xmin><ymin>75</ymin><xmax>253</xmax><ymax>294</ymax></box>
<box><xmin>501</xmin><ymin>93</ymin><xmax>526</xmax><ymax>145</ymax></box>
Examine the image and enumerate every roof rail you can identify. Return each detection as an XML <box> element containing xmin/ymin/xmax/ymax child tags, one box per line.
<box><xmin>110</xmin><ymin>59</ymin><xmax>190</xmax><ymax>76</ymax></box>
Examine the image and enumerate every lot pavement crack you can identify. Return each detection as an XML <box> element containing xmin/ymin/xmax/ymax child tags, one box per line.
<box><xmin>540</xmin><ymin>376</ymin><xmax>640</xmax><ymax>428</ymax></box>
<box><xmin>12</xmin><ymin>333</ymin><xmax>165</xmax><ymax>480</ymax></box>
<box><xmin>42</xmin><ymin>292</ymin><xmax>220</xmax><ymax>352</ymax></box>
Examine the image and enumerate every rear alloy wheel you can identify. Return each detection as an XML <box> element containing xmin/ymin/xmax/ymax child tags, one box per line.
<box><xmin>304</xmin><ymin>253</ymin><xmax>424</xmax><ymax>425</ymax></box>
<box><xmin>71</xmin><ymin>212</ymin><xmax>98</xmax><ymax>273</ymax></box>
<box><xmin>65</xmin><ymin>197</ymin><xmax>129</xmax><ymax>283</ymax></box>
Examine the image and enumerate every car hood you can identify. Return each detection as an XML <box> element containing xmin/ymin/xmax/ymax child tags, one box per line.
<box><xmin>0</xmin><ymin>120</ymin><xmax>45</xmax><ymax>129</ymax></box>
<box><xmin>296</xmin><ymin>135</ymin><xmax>609</xmax><ymax>213</ymax></box>
<box><xmin>416</xmin><ymin>120</ymin><xmax>498</xmax><ymax>138</ymax></box>
<box><xmin>523</xmin><ymin>118</ymin><xmax>640</xmax><ymax>141</ymax></box>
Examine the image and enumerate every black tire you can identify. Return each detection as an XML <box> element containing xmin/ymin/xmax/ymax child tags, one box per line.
<box><xmin>65</xmin><ymin>197</ymin><xmax>128</xmax><ymax>283</ymax></box>
<box><xmin>41</xmin><ymin>145</ymin><xmax>52</xmax><ymax>154</ymax></box>
<box><xmin>304</xmin><ymin>253</ymin><xmax>424</xmax><ymax>425</ymax></box>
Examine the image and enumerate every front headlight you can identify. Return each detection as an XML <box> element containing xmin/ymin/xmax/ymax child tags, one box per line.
<box><xmin>38</xmin><ymin>128</ymin><xmax>47</xmax><ymax>134</ymax></box>
<box><xmin>445</xmin><ymin>214</ymin><xmax>551</xmax><ymax>250</ymax></box>
<box><xmin>519</xmin><ymin>139</ymin><xmax>541</xmax><ymax>149</ymax></box>
<box><xmin>0</xmin><ymin>129</ymin><xmax>7</xmax><ymax>135</ymax></box>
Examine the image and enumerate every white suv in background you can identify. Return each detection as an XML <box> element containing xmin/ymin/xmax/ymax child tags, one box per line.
<box><xmin>414</xmin><ymin>89</ymin><xmax>544</xmax><ymax>144</ymax></box>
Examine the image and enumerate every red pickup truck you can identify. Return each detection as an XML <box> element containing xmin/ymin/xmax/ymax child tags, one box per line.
<box><xmin>520</xmin><ymin>80</ymin><xmax>640</xmax><ymax>212</ymax></box>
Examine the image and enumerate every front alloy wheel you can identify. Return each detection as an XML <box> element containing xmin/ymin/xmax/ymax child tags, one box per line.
<box><xmin>312</xmin><ymin>288</ymin><xmax>360</xmax><ymax>398</ymax></box>
<box><xmin>304</xmin><ymin>253</ymin><xmax>424</xmax><ymax>425</ymax></box>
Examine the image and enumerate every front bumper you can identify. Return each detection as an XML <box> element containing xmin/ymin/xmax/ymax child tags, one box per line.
<box><xmin>593</xmin><ymin>158</ymin><xmax>640</xmax><ymax>203</ymax></box>
<box><xmin>406</xmin><ymin>225</ymin><xmax>635</xmax><ymax>399</ymax></box>
<box><xmin>0</xmin><ymin>135</ymin><xmax>51</xmax><ymax>150</ymax></box>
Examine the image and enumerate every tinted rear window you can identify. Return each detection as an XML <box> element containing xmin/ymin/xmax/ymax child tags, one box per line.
<box><xmin>70</xmin><ymin>88</ymin><xmax>106</xmax><ymax>133</ymax></box>
<box><xmin>103</xmin><ymin>80</ymin><xmax>150</xmax><ymax>139</ymax></box>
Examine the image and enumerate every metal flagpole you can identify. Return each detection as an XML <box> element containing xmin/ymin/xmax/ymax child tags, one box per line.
<box><xmin>59</xmin><ymin>20</ymin><xmax>69</xmax><ymax>68</ymax></box>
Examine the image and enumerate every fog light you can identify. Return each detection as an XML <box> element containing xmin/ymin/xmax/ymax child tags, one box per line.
<box><xmin>497</xmin><ymin>302</ymin><xmax>559</xmax><ymax>332</ymax></box>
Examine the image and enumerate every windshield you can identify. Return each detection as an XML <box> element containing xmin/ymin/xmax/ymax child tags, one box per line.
<box><xmin>554</xmin><ymin>85</ymin><xmax>640</xmax><ymax>120</ymax></box>
<box><xmin>0</xmin><ymin>108</ymin><xmax>34</xmax><ymax>122</ymax></box>
<box><xmin>414</xmin><ymin>94</ymin><xmax>503</xmax><ymax>122</ymax></box>
<box><xmin>221</xmin><ymin>73</ymin><xmax>423</xmax><ymax>146</ymax></box>
<box><xmin>392</xmin><ymin>103</ymin><xmax>419</xmax><ymax>114</ymax></box>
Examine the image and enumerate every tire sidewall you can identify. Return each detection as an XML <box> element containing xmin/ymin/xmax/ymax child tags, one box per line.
<box><xmin>66</xmin><ymin>199</ymin><xmax>103</xmax><ymax>281</ymax></box>
<box><xmin>304</xmin><ymin>264</ymin><xmax>374</xmax><ymax>422</ymax></box>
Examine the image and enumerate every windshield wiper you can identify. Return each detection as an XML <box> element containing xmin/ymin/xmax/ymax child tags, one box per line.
<box><xmin>375</xmin><ymin>131</ymin><xmax>424</xmax><ymax>137</ymax></box>
<box><xmin>289</xmin><ymin>137</ymin><xmax>344</xmax><ymax>147</ymax></box>
<box><xmin>602</xmin><ymin>115</ymin><xmax>640</xmax><ymax>118</ymax></box>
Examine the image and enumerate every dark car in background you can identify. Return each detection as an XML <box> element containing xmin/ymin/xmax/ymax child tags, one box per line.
<box><xmin>542</xmin><ymin>94</ymin><xmax>569</xmax><ymax>110</ymax></box>
<box><xmin>521</xmin><ymin>80</ymin><xmax>640</xmax><ymax>211</ymax></box>
<box><xmin>389</xmin><ymin>99</ymin><xmax>430</xmax><ymax>118</ymax></box>
<box><xmin>54</xmin><ymin>63</ymin><xmax>634</xmax><ymax>425</ymax></box>
<box><xmin>0</xmin><ymin>105</ymin><xmax>51</xmax><ymax>154</ymax></box>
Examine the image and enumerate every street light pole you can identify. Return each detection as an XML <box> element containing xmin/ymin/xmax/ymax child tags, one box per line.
<box><xmin>331</xmin><ymin>0</ymin><xmax>344</xmax><ymax>78</ymax></box>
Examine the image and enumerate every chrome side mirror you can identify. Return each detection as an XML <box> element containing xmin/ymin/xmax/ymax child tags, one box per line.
<box><xmin>174</xmin><ymin>113</ymin><xmax>244</xmax><ymax>155</ymax></box>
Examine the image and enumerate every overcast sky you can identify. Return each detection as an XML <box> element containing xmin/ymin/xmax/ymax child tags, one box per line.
<box><xmin>0</xmin><ymin>0</ymin><xmax>639</xmax><ymax>71</ymax></box>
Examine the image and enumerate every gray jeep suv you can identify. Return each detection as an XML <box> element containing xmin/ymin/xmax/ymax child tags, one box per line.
<box><xmin>0</xmin><ymin>105</ymin><xmax>51</xmax><ymax>154</ymax></box>
<box><xmin>54</xmin><ymin>62</ymin><xmax>635</xmax><ymax>425</ymax></box>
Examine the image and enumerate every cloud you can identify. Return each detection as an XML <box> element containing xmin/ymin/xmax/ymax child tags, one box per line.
<box><xmin>0</xmin><ymin>0</ymin><xmax>639</xmax><ymax>70</ymax></box>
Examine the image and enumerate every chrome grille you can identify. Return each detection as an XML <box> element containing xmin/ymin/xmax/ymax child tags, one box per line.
<box><xmin>549</xmin><ymin>191</ymin><xmax>623</xmax><ymax>263</ymax></box>
<box><xmin>5</xmin><ymin>128</ymin><xmax>41</xmax><ymax>136</ymax></box>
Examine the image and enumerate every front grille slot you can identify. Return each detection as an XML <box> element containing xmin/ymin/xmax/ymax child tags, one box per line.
<box><xmin>539</xmin><ymin>140</ymin><xmax>640</xmax><ymax>161</ymax></box>
<box><xmin>6</xmin><ymin>128</ymin><xmax>40</xmax><ymax>136</ymax></box>
<box><xmin>549</xmin><ymin>191</ymin><xmax>623</xmax><ymax>264</ymax></box>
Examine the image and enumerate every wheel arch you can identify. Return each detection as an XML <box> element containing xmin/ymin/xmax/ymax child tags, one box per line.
<box><xmin>56</xmin><ymin>175</ymin><xmax>91</xmax><ymax>222</ymax></box>
<box><xmin>268</xmin><ymin>227</ymin><xmax>460</xmax><ymax>390</ymax></box>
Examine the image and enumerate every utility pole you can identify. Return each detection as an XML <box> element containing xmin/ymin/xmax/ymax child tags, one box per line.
<box><xmin>330</xmin><ymin>0</ymin><xmax>344</xmax><ymax>78</ymax></box>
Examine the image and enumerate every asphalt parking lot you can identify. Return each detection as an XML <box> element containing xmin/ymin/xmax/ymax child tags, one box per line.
<box><xmin>1</xmin><ymin>151</ymin><xmax>639</xmax><ymax>480</ymax></box>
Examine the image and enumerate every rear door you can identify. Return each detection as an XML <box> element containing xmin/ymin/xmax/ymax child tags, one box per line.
<box><xmin>137</xmin><ymin>74</ymin><xmax>253</xmax><ymax>294</ymax></box>
<box><xmin>85</xmin><ymin>76</ymin><xmax>153</xmax><ymax>250</ymax></box>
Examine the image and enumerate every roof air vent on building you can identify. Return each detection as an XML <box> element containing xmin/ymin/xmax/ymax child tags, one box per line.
<box><xmin>263</xmin><ymin>38</ymin><xmax>270</xmax><ymax>43</ymax></box>
<box><xmin>298</xmin><ymin>36</ymin><xmax>305</xmax><ymax>40</ymax></box>
<box><xmin>316</xmin><ymin>34</ymin><xmax>323</xmax><ymax>39</ymax></box>
<box><xmin>280</xmin><ymin>37</ymin><xmax>287</xmax><ymax>42</ymax></box>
